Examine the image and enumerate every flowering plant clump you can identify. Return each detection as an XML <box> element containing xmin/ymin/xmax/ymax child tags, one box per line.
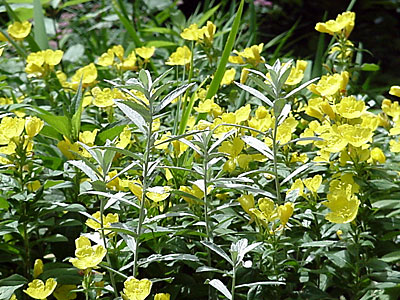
<box><xmin>0</xmin><ymin>2</ymin><xmax>399</xmax><ymax>300</ymax></box>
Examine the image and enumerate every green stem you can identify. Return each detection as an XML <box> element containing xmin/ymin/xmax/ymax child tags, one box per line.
<box><xmin>231</xmin><ymin>266</ymin><xmax>237</xmax><ymax>300</ymax></box>
<box><xmin>99</xmin><ymin>198</ymin><xmax>118</xmax><ymax>297</ymax></box>
<box><xmin>133</xmin><ymin>110</ymin><xmax>153</xmax><ymax>277</ymax></box>
<box><xmin>272</xmin><ymin>119</ymin><xmax>281</xmax><ymax>204</ymax></box>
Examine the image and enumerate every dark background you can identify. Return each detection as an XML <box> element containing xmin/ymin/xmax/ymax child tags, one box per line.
<box><xmin>179</xmin><ymin>0</ymin><xmax>400</xmax><ymax>90</ymax></box>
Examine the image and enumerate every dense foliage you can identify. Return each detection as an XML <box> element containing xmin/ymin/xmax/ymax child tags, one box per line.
<box><xmin>0</xmin><ymin>1</ymin><xmax>399</xmax><ymax>300</ymax></box>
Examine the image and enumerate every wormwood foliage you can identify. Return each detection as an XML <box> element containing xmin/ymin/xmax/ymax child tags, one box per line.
<box><xmin>0</xmin><ymin>1</ymin><xmax>399</xmax><ymax>300</ymax></box>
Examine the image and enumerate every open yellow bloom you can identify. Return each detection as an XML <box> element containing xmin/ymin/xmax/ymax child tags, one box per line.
<box><xmin>24</xmin><ymin>279</ymin><xmax>57</xmax><ymax>300</ymax></box>
<box><xmin>122</xmin><ymin>277</ymin><xmax>152</xmax><ymax>300</ymax></box>
<box><xmin>237</xmin><ymin>194</ymin><xmax>255</xmax><ymax>217</ymax></box>
<box><xmin>179</xmin><ymin>184</ymin><xmax>204</xmax><ymax>205</ymax></box>
<box><xmin>229</xmin><ymin>43</ymin><xmax>264</xmax><ymax>66</ymax></box>
<box><xmin>315</xmin><ymin>11</ymin><xmax>355</xmax><ymax>37</ymax></box>
<box><xmin>336</xmin><ymin>96</ymin><xmax>365</xmax><ymax>119</ymax></box>
<box><xmin>70</xmin><ymin>63</ymin><xmax>97</xmax><ymax>89</ymax></box>
<box><xmin>323</xmin><ymin>184</ymin><xmax>360</xmax><ymax>224</ymax></box>
<box><xmin>166</xmin><ymin>46</ymin><xmax>192</xmax><ymax>66</ymax></box>
<box><xmin>308</xmin><ymin>72</ymin><xmax>348</xmax><ymax>96</ymax></box>
<box><xmin>98</xmin><ymin>49</ymin><xmax>115</xmax><ymax>66</ymax></box>
<box><xmin>250</xmin><ymin>197</ymin><xmax>278</xmax><ymax>227</ymax></box>
<box><xmin>135</xmin><ymin>46</ymin><xmax>155</xmax><ymax>60</ymax></box>
<box><xmin>8</xmin><ymin>21</ymin><xmax>32</xmax><ymax>40</ymax></box>
<box><xmin>180</xmin><ymin>23</ymin><xmax>202</xmax><ymax>40</ymax></box>
<box><xmin>285</xmin><ymin>60</ymin><xmax>307</xmax><ymax>85</ymax></box>
<box><xmin>303</xmin><ymin>175</ymin><xmax>322</xmax><ymax>194</ymax></box>
<box><xmin>389</xmin><ymin>86</ymin><xmax>400</xmax><ymax>97</ymax></box>
<box><xmin>69</xmin><ymin>236</ymin><xmax>107</xmax><ymax>270</ymax></box>
<box><xmin>154</xmin><ymin>293</ymin><xmax>170</xmax><ymax>300</ymax></box>
<box><xmin>86</xmin><ymin>211</ymin><xmax>119</xmax><ymax>234</ymax></box>
<box><xmin>382</xmin><ymin>99</ymin><xmax>400</xmax><ymax>121</ymax></box>
<box><xmin>220</xmin><ymin>68</ymin><xmax>236</xmax><ymax>86</ymax></box>
<box><xmin>370</xmin><ymin>147</ymin><xmax>386</xmax><ymax>163</ymax></box>
<box><xmin>0</xmin><ymin>117</ymin><xmax>25</xmax><ymax>143</ymax></box>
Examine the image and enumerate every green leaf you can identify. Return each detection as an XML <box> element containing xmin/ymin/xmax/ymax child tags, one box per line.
<box><xmin>0</xmin><ymin>197</ymin><xmax>9</xmax><ymax>210</ymax></box>
<box><xmin>241</xmin><ymin>135</ymin><xmax>273</xmax><ymax>159</ymax></box>
<box><xmin>112</xmin><ymin>2</ymin><xmax>142</xmax><ymax>47</ymax></box>
<box><xmin>33</xmin><ymin>0</ymin><xmax>49</xmax><ymax>49</ymax></box>
<box><xmin>301</xmin><ymin>241</ymin><xmax>336</xmax><ymax>248</ymax></box>
<box><xmin>71</xmin><ymin>78</ymin><xmax>84</xmax><ymax>140</ymax></box>
<box><xmin>235</xmin><ymin>82</ymin><xmax>273</xmax><ymax>107</ymax></box>
<box><xmin>201</xmin><ymin>241</ymin><xmax>233</xmax><ymax>265</ymax></box>
<box><xmin>381</xmin><ymin>251</ymin><xmax>400</xmax><ymax>263</ymax></box>
<box><xmin>68</xmin><ymin>160</ymin><xmax>100</xmax><ymax>181</ymax></box>
<box><xmin>157</xmin><ymin>83</ymin><xmax>195</xmax><ymax>113</ymax></box>
<box><xmin>114</xmin><ymin>100</ymin><xmax>147</xmax><ymax>134</ymax></box>
<box><xmin>360</xmin><ymin>63</ymin><xmax>380</xmax><ymax>72</ymax></box>
<box><xmin>0</xmin><ymin>274</ymin><xmax>27</xmax><ymax>300</ymax></box>
<box><xmin>209</xmin><ymin>279</ymin><xmax>232</xmax><ymax>299</ymax></box>
<box><xmin>60</xmin><ymin>0</ymin><xmax>93</xmax><ymax>9</ymax></box>
<box><xmin>205</xmin><ymin>0</ymin><xmax>244</xmax><ymax>100</ymax></box>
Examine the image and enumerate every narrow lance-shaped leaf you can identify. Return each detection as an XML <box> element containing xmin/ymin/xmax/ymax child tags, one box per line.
<box><xmin>114</xmin><ymin>100</ymin><xmax>147</xmax><ymax>134</ymax></box>
<box><xmin>209</xmin><ymin>279</ymin><xmax>232</xmax><ymax>300</ymax></box>
<box><xmin>69</xmin><ymin>160</ymin><xmax>100</xmax><ymax>182</ymax></box>
<box><xmin>281</xmin><ymin>163</ymin><xmax>311</xmax><ymax>186</ymax></box>
<box><xmin>71</xmin><ymin>77</ymin><xmax>84</xmax><ymax>140</ymax></box>
<box><xmin>205</xmin><ymin>0</ymin><xmax>245</xmax><ymax>100</ymax></box>
<box><xmin>33</xmin><ymin>0</ymin><xmax>49</xmax><ymax>49</ymax></box>
<box><xmin>157</xmin><ymin>82</ymin><xmax>195</xmax><ymax>113</ymax></box>
<box><xmin>201</xmin><ymin>241</ymin><xmax>233</xmax><ymax>265</ymax></box>
<box><xmin>235</xmin><ymin>82</ymin><xmax>273</xmax><ymax>107</ymax></box>
<box><xmin>284</xmin><ymin>77</ymin><xmax>319</xmax><ymax>99</ymax></box>
<box><xmin>241</xmin><ymin>135</ymin><xmax>273</xmax><ymax>159</ymax></box>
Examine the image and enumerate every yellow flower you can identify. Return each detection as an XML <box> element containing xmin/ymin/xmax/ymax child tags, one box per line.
<box><xmin>308</xmin><ymin>72</ymin><xmax>348</xmax><ymax>96</ymax></box>
<box><xmin>135</xmin><ymin>46</ymin><xmax>155</xmax><ymax>60</ymax></box>
<box><xmin>382</xmin><ymin>99</ymin><xmax>400</xmax><ymax>121</ymax></box>
<box><xmin>86</xmin><ymin>211</ymin><xmax>119</xmax><ymax>234</ymax></box>
<box><xmin>44</xmin><ymin>49</ymin><xmax>63</xmax><ymax>66</ymax></box>
<box><xmin>116</xmin><ymin>126</ymin><xmax>132</xmax><ymax>149</ymax></box>
<box><xmin>154</xmin><ymin>293</ymin><xmax>170</xmax><ymax>300</ymax></box>
<box><xmin>166</xmin><ymin>46</ymin><xmax>192</xmax><ymax>66</ymax></box>
<box><xmin>277</xmin><ymin>202</ymin><xmax>294</xmax><ymax>227</ymax></box>
<box><xmin>389</xmin><ymin>139</ymin><xmax>400</xmax><ymax>152</ymax></box>
<box><xmin>303</xmin><ymin>175</ymin><xmax>322</xmax><ymax>194</ymax></box>
<box><xmin>97</xmin><ymin>49</ymin><xmax>115</xmax><ymax>67</ymax></box>
<box><xmin>70</xmin><ymin>63</ymin><xmax>97</xmax><ymax>89</ymax></box>
<box><xmin>323</xmin><ymin>185</ymin><xmax>360</xmax><ymax>224</ymax></box>
<box><xmin>229</xmin><ymin>44</ymin><xmax>264</xmax><ymax>66</ymax></box>
<box><xmin>24</xmin><ymin>279</ymin><xmax>57</xmax><ymax>300</ymax></box>
<box><xmin>389</xmin><ymin>86</ymin><xmax>400</xmax><ymax>97</ymax></box>
<box><xmin>335</xmin><ymin>96</ymin><xmax>365</xmax><ymax>119</ymax></box>
<box><xmin>315</xmin><ymin>11</ymin><xmax>355</xmax><ymax>37</ymax></box>
<box><xmin>33</xmin><ymin>259</ymin><xmax>43</xmax><ymax>278</ymax></box>
<box><xmin>179</xmin><ymin>184</ymin><xmax>204</xmax><ymax>205</ymax></box>
<box><xmin>8</xmin><ymin>21</ymin><xmax>32</xmax><ymax>40</ymax></box>
<box><xmin>25</xmin><ymin>116</ymin><xmax>44</xmax><ymax>137</ymax></box>
<box><xmin>122</xmin><ymin>277</ymin><xmax>152</xmax><ymax>300</ymax></box>
<box><xmin>79</xmin><ymin>129</ymin><xmax>98</xmax><ymax>146</ymax></box>
<box><xmin>0</xmin><ymin>116</ymin><xmax>25</xmax><ymax>143</ymax></box>
<box><xmin>285</xmin><ymin>60</ymin><xmax>307</xmax><ymax>85</ymax></box>
<box><xmin>290</xmin><ymin>152</ymin><xmax>308</xmax><ymax>163</ymax></box>
<box><xmin>111</xmin><ymin>45</ymin><xmax>124</xmax><ymax>61</ymax></box>
<box><xmin>276</xmin><ymin>116</ymin><xmax>298</xmax><ymax>144</ymax></box>
<box><xmin>54</xmin><ymin>285</ymin><xmax>77</xmax><ymax>300</ymax></box>
<box><xmin>238</xmin><ymin>194</ymin><xmax>255</xmax><ymax>216</ymax></box>
<box><xmin>250</xmin><ymin>197</ymin><xmax>278</xmax><ymax>227</ymax></box>
<box><xmin>340</xmin><ymin>124</ymin><xmax>373</xmax><ymax>148</ymax></box>
<box><xmin>69</xmin><ymin>236</ymin><xmax>107</xmax><ymax>270</ymax></box>
<box><xmin>220</xmin><ymin>68</ymin><xmax>236</xmax><ymax>86</ymax></box>
<box><xmin>286</xmin><ymin>179</ymin><xmax>304</xmax><ymax>197</ymax></box>
<box><xmin>180</xmin><ymin>23</ymin><xmax>202</xmax><ymax>41</ymax></box>
<box><xmin>370</xmin><ymin>147</ymin><xmax>385</xmax><ymax>163</ymax></box>
<box><xmin>128</xmin><ymin>180</ymin><xmax>171</xmax><ymax>202</ymax></box>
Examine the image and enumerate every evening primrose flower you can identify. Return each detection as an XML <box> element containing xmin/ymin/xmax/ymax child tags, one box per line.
<box><xmin>382</xmin><ymin>99</ymin><xmax>400</xmax><ymax>121</ymax></box>
<box><xmin>0</xmin><ymin>116</ymin><xmax>25</xmax><ymax>142</ymax></box>
<box><xmin>154</xmin><ymin>293</ymin><xmax>170</xmax><ymax>300</ymax></box>
<box><xmin>33</xmin><ymin>259</ymin><xmax>44</xmax><ymax>278</ymax></box>
<box><xmin>315</xmin><ymin>11</ymin><xmax>355</xmax><ymax>37</ymax></box>
<box><xmin>24</xmin><ymin>278</ymin><xmax>57</xmax><ymax>300</ymax></box>
<box><xmin>166</xmin><ymin>46</ymin><xmax>192</xmax><ymax>66</ymax></box>
<box><xmin>97</xmin><ymin>49</ymin><xmax>115</xmax><ymax>66</ymax></box>
<box><xmin>336</xmin><ymin>96</ymin><xmax>365</xmax><ymax>119</ymax></box>
<box><xmin>135</xmin><ymin>46</ymin><xmax>155</xmax><ymax>60</ymax></box>
<box><xmin>303</xmin><ymin>175</ymin><xmax>322</xmax><ymax>194</ymax></box>
<box><xmin>180</xmin><ymin>23</ymin><xmax>202</xmax><ymax>41</ymax></box>
<box><xmin>86</xmin><ymin>211</ymin><xmax>119</xmax><ymax>234</ymax></box>
<box><xmin>122</xmin><ymin>277</ymin><xmax>152</xmax><ymax>300</ymax></box>
<box><xmin>69</xmin><ymin>236</ymin><xmax>107</xmax><ymax>270</ymax></box>
<box><xmin>370</xmin><ymin>147</ymin><xmax>386</xmax><ymax>163</ymax></box>
<box><xmin>389</xmin><ymin>86</ymin><xmax>400</xmax><ymax>97</ymax></box>
<box><xmin>229</xmin><ymin>44</ymin><xmax>264</xmax><ymax>66</ymax></box>
<box><xmin>323</xmin><ymin>185</ymin><xmax>360</xmax><ymax>224</ymax></box>
<box><xmin>8</xmin><ymin>21</ymin><xmax>32</xmax><ymax>40</ymax></box>
<box><xmin>277</xmin><ymin>202</ymin><xmax>294</xmax><ymax>227</ymax></box>
<box><xmin>285</xmin><ymin>60</ymin><xmax>307</xmax><ymax>85</ymax></box>
<box><xmin>220</xmin><ymin>68</ymin><xmax>236</xmax><ymax>86</ymax></box>
<box><xmin>25</xmin><ymin>116</ymin><xmax>44</xmax><ymax>138</ymax></box>
<box><xmin>250</xmin><ymin>197</ymin><xmax>278</xmax><ymax>227</ymax></box>
<box><xmin>308</xmin><ymin>72</ymin><xmax>348</xmax><ymax>96</ymax></box>
<box><xmin>70</xmin><ymin>63</ymin><xmax>97</xmax><ymax>89</ymax></box>
<box><xmin>237</xmin><ymin>194</ymin><xmax>255</xmax><ymax>217</ymax></box>
<box><xmin>179</xmin><ymin>184</ymin><xmax>204</xmax><ymax>205</ymax></box>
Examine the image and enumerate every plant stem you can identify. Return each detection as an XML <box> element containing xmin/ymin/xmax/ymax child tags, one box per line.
<box><xmin>133</xmin><ymin>110</ymin><xmax>153</xmax><ymax>277</ymax></box>
<box><xmin>99</xmin><ymin>197</ymin><xmax>118</xmax><ymax>298</ymax></box>
<box><xmin>272</xmin><ymin>118</ymin><xmax>281</xmax><ymax>204</ymax></box>
<box><xmin>231</xmin><ymin>266</ymin><xmax>237</xmax><ymax>300</ymax></box>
